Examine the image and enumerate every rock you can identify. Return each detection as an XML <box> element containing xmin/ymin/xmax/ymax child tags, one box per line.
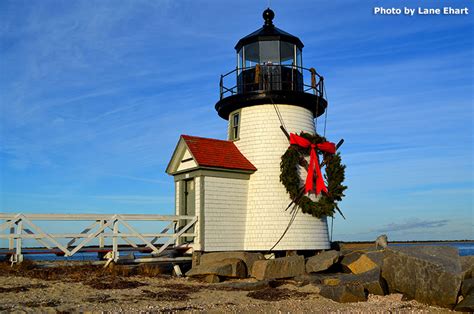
<box><xmin>461</xmin><ymin>278</ymin><xmax>474</xmax><ymax>297</ymax></box>
<box><xmin>224</xmin><ymin>258</ymin><xmax>247</xmax><ymax>278</ymax></box>
<box><xmin>382</xmin><ymin>246</ymin><xmax>463</xmax><ymax>309</ymax></box>
<box><xmin>294</xmin><ymin>273</ymin><xmax>340</xmax><ymax>286</ymax></box>
<box><xmin>192</xmin><ymin>251</ymin><xmax>202</xmax><ymax>268</ymax></box>
<box><xmin>341</xmin><ymin>252</ymin><xmax>378</xmax><ymax>274</ymax></box>
<box><xmin>204</xmin><ymin>274</ymin><xmax>220</xmax><ymax>283</ymax></box>
<box><xmin>455</xmin><ymin>292</ymin><xmax>474</xmax><ymax>312</ymax></box>
<box><xmin>186</xmin><ymin>258</ymin><xmax>247</xmax><ymax>278</ymax></box>
<box><xmin>365</xmin><ymin>251</ymin><xmax>384</xmax><ymax>268</ymax></box>
<box><xmin>375</xmin><ymin>234</ymin><xmax>388</xmax><ymax>249</ymax></box>
<box><xmin>299</xmin><ymin>284</ymin><xmax>322</xmax><ymax>294</ymax></box>
<box><xmin>343</xmin><ymin>268</ymin><xmax>388</xmax><ymax>296</ymax></box>
<box><xmin>251</xmin><ymin>255</ymin><xmax>305</xmax><ymax>280</ymax></box>
<box><xmin>200</xmin><ymin>252</ymin><xmax>264</xmax><ymax>274</ymax></box>
<box><xmin>186</xmin><ymin>261</ymin><xmax>231</xmax><ymax>277</ymax></box>
<box><xmin>219</xmin><ymin>258</ymin><xmax>247</xmax><ymax>278</ymax></box>
<box><xmin>461</xmin><ymin>256</ymin><xmax>474</xmax><ymax>279</ymax></box>
<box><xmin>319</xmin><ymin>283</ymin><xmax>367</xmax><ymax>303</ymax></box>
<box><xmin>306</xmin><ymin>250</ymin><xmax>340</xmax><ymax>273</ymax></box>
<box><xmin>318</xmin><ymin>268</ymin><xmax>387</xmax><ymax>296</ymax></box>
<box><xmin>323</xmin><ymin>278</ymin><xmax>341</xmax><ymax>286</ymax></box>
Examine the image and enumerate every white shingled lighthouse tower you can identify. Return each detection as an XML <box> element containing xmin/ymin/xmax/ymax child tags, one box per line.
<box><xmin>167</xmin><ymin>8</ymin><xmax>330</xmax><ymax>252</ymax></box>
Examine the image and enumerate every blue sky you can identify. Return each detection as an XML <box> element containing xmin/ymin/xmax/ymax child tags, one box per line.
<box><xmin>0</xmin><ymin>0</ymin><xmax>472</xmax><ymax>242</ymax></box>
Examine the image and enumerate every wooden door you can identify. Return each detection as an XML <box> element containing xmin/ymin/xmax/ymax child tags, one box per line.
<box><xmin>182</xmin><ymin>179</ymin><xmax>195</xmax><ymax>243</ymax></box>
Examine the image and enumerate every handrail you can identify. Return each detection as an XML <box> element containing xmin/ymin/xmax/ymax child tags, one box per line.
<box><xmin>222</xmin><ymin>65</ymin><xmax>323</xmax><ymax>79</ymax></box>
<box><xmin>219</xmin><ymin>64</ymin><xmax>325</xmax><ymax>100</ymax></box>
<box><xmin>0</xmin><ymin>213</ymin><xmax>195</xmax><ymax>221</ymax></box>
<box><xmin>1</xmin><ymin>213</ymin><xmax>198</xmax><ymax>264</ymax></box>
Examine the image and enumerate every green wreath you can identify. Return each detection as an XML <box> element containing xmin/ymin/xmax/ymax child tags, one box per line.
<box><xmin>280</xmin><ymin>132</ymin><xmax>347</xmax><ymax>218</ymax></box>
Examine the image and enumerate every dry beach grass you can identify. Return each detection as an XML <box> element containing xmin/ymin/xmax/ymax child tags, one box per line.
<box><xmin>0</xmin><ymin>261</ymin><xmax>453</xmax><ymax>313</ymax></box>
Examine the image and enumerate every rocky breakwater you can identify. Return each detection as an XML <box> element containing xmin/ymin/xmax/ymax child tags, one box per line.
<box><xmin>382</xmin><ymin>246</ymin><xmax>463</xmax><ymax>309</ymax></box>
<box><xmin>185</xmin><ymin>246</ymin><xmax>473</xmax><ymax>311</ymax></box>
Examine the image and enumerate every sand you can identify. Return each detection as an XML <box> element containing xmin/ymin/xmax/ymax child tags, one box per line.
<box><xmin>0</xmin><ymin>268</ymin><xmax>453</xmax><ymax>313</ymax></box>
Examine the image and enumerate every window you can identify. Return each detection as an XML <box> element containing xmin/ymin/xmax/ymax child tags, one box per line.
<box><xmin>244</xmin><ymin>42</ymin><xmax>259</xmax><ymax>68</ymax></box>
<box><xmin>230</xmin><ymin>111</ymin><xmax>240</xmax><ymax>140</ymax></box>
<box><xmin>259</xmin><ymin>41</ymin><xmax>280</xmax><ymax>64</ymax></box>
<box><xmin>280</xmin><ymin>42</ymin><xmax>294</xmax><ymax>66</ymax></box>
<box><xmin>237</xmin><ymin>48</ymin><xmax>243</xmax><ymax>74</ymax></box>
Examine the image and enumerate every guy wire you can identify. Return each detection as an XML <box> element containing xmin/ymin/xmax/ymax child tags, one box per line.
<box><xmin>322</xmin><ymin>83</ymin><xmax>333</xmax><ymax>242</ymax></box>
<box><xmin>269</xmin><ymin>95</ymin><xmax>287</xmax><ymax>131</ymax></box>
<box><xmin>269</xmin><ymin>206</ymin><xmax>300</xmax><ymax>252</ymax></box>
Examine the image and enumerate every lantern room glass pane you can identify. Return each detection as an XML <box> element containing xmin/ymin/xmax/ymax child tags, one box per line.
<box><xmin>238</xmin><ymin>48</ymin><xmax>243</xmax><ymax>74</ymax></box>
<box><xmin>280</xmin><ymin>42</ymin><xmax>294</xmax><ymax>65</ymax></box>
<box><xmin>296</xmin><ymin>48</ymin><xmax>302</xmax><ymax>72</ymax></box>
<box><xmin>244</xmin><ymin>42</ymin><xmax>259</xmax><ymax>67</ymax></box>
<box><xmin>259</xmin><ymin>41</ymin><xmax>280</xmax><ymax>64</ymax></box>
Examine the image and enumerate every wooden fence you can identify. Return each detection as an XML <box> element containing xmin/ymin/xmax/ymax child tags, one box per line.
<box><xmin>0</xmin><ymin>213</ymin><xmax>197</xmax><ymax>264</ymax></box>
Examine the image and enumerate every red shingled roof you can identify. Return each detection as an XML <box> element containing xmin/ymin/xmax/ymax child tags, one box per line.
<box><xmin>181</xmin><ymin>135</ymin><xmax>256</xmax><ymax>172</ymax></box>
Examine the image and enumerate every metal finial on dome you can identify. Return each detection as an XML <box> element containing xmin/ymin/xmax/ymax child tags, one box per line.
<box><xmin>263</xmin><ymin>8</ymin><xmax>274</xmax><ymax>26</ymax></box>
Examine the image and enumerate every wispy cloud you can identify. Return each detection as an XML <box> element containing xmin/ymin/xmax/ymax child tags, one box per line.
<box><xmin>373</xmin><ymin>219</ymin><xmax>450</xmax><ymax>233</ymax></box>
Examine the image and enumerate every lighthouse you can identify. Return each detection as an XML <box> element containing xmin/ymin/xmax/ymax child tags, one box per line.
<box><xmin>167</xmin><ymin>8</ymin><xmax>330</xmax><ymax>252</ymax></box>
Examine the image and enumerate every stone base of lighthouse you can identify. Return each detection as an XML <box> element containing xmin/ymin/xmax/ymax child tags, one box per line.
<box><xmin>232</xmin><ymin>104</ymin><xmax>330</xmax><ymax>251</ymax></box>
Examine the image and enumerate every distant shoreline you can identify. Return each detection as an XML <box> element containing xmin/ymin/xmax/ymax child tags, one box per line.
<box><xmin>1</xmin><ymin>240</ymin><xmax>472</xmax><ymax>251</ymax></box>
<box><xmin>337</xmin><ymin>239</ymin><xmax>473</xmax><ymax>244</ymax></box>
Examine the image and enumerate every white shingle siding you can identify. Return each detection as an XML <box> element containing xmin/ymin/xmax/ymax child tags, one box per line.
<box><xmin>234</xmin><ymin>104</ymin><xmax>330</xmax><ymax>250</ymax></box>
<box><xmin>203</xmin><ymin>176</ymin><xmax>248</xmax><ymax>251</ymax></box>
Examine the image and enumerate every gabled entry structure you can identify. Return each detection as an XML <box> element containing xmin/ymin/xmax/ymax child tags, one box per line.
<box><xmin>166</xmin><ymin>135</ymin><xmax>256</xmax><ymax>251</ymax></box>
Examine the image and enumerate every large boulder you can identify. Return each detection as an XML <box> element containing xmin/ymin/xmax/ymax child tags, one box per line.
<box><xmin>461</xmin><ymin>256</ymin><xmax>474</xmax><ymax>279</ymax></box>
<box><xmin>311</xmin><ymin>268</ymin><xmax>387</xmax><ymax>296</ymax></box>
<box><xmin>186</xmin><ymin>258</ymin><xmax>247</xmax><ymax>278</ymax></box>
<box><xmin>251</xmin><ymin>255</ymin><xmax>305</xmax><ymax>280</ymax></box>
<box><xmin>306</xmin><ymin>250</ymin><xmax>340</xmax><ymax>273</ymax></box>
<box><xmin>455</xmin><ymin>293</ymin><xmax>474</xmax><ymax>312</ymax></box>
<box><xmin>204</xmin><ymin>274</ymin><xmax>220</xmax><ymax>283</ymax></box>
<box><xmin>340</xmin><ymin>268</ymin><xmax>387</xmax><ymax>296</ymax></box>
<box><xmin>341</xmin><ymin>252</ymin><xmax>378</xmax><ymax>274</ymax></box>
<box><xmin>319</xmin><ymin>283</ymin><xmax>367</xmax><ymax>303</ymax></box>
<box><xmin>461</xmin><ymin>278</ymin><xmax>474</xmax><ymax>297</ymax></box>
<box><xmin>382</xmin><ymin>246</ymin><xmax>463</xmax><ymax>309</ymax></box>
<box><xmin>200</xmin><ymin>252</ymin><xmax>264</xmax><ymax>274</ymax></box>
<box><xmin>365</xmin><ymin>251</ymin><xmax>384</xmax><ymax>268</ymax></box>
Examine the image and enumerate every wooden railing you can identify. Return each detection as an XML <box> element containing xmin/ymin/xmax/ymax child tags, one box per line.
<box><xmin>0</xmin><ymin>213</ymin><xmax>197</xmax><ymax>264</ymax></box>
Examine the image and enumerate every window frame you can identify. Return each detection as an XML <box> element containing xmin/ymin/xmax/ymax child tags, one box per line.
<box><xmin>230</xmin><ymin>110</ymin><xmax>241</xmax><ymax>141</ymax></box>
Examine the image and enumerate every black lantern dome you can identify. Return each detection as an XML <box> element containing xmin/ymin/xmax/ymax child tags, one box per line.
<box><xmin>215</xmin><ymin>8</ymin><xmax>327</xmax><ymax>120</ymax></box>
<box><xmin>235</xmin><ymin>8</ymin><xmax>303</xmax><ymax>52</ymax></box>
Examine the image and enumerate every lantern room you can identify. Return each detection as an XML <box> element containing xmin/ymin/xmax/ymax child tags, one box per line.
<box><xmin>216</xmin><ymin>8</ymin><xmax>327</xmax><ymax>120</ymax></box>
<box><xmin>236</xmin><ymin>8</ymin><xmax>304</xmax><ymax>94</ymax></box>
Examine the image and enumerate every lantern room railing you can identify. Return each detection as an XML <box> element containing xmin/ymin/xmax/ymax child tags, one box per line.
<box><xmin>219</xmin><ymin>65</ymin><xmax>324</xmax><ymax>100</ymax></box>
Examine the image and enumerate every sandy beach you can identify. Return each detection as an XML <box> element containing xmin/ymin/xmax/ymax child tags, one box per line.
<box><xmin>0</xmin><ymin>262</ymin><xmax>452</xmax><ymax>313</ymax></box>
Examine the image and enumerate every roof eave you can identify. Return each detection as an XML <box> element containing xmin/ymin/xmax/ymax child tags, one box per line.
<box><xmin>170</xmin><ymin>165</ymin><xmax>256</xmax><ymax>176</ymax></box>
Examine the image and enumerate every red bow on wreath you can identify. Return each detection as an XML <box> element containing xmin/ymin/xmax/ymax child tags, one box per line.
<box><xmin>289</xmin><ymin>133</ymin><xmax>336</xmax><ymax>195</ymax></box>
